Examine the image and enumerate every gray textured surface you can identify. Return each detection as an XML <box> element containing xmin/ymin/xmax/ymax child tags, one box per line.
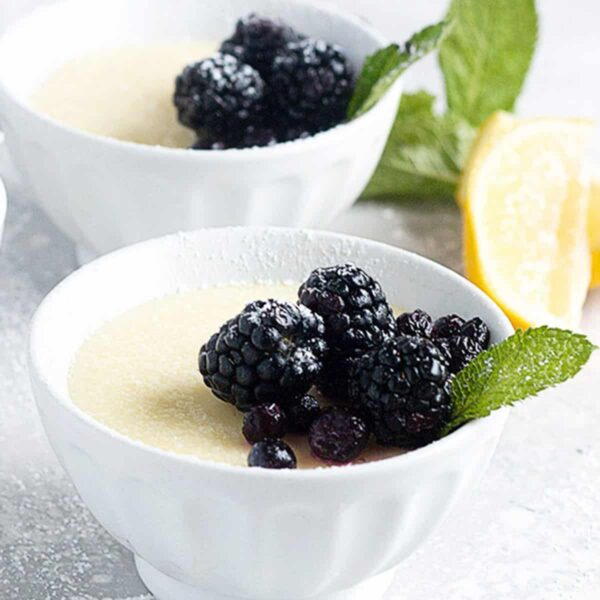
<box><xmin>1</xmin><ymin>1</ymin><xmax>600</xmax><ymax>598</ymax></box>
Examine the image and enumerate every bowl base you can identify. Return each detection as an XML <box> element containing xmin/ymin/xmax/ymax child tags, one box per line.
<box><xmin>135</xmin><ymin>556</ymin><xmax>395</xmax><ymax>600</ymax></box>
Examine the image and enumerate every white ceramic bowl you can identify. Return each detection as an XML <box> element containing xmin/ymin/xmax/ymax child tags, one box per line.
<box><xmin>30</xmin><ymin>228</ymin><xmax>513</xmax><ymax>600</ymax></box>
<box><xmin>0</xmin><ymin>0</ymin><xmax>401</xmax><ymax>260</ymax></box>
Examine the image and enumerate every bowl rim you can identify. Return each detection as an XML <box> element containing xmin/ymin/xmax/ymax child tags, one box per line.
<box><xmin>0</xmin><ymin>0</ymin><xmax>395</xmax><ymax>160</ymax></box>
<box><xmin>29</xmin><ymin>227</ymin><xmax>514</xmax><ymax>480</ymax></box>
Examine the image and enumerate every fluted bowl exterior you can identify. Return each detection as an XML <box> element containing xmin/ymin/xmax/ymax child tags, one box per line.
<box><xmin>29</xmin><ymin>228</ymin><xmax>513</xmax><ymax>599</ymax></box>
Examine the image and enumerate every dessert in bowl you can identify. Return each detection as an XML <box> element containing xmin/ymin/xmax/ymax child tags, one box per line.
<box><xmin>68</xmin><ymin>280</ymin><xmax>410</xmax><ymax>469</ymax></box>
<box><xmin>0</xmin><ymin>0</ymin><xmax>401</xmax><ymax>259</ymax></box>
<box><xmin>31</xmin><ymin>41</ymin><xmax>218</xmax><ymax>149</ymax></box>
<box><xmin>29</xmin><ymin>228</ymin><xmax>513</xmax><ymax>599</ymax></box>
<box><xmin>31</xmin><ymin>13</ymin><xmax>356</xmax><ymax>152</ymax></box>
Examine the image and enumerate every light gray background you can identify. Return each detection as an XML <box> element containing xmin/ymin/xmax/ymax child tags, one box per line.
<box><xmin>1</xmin><ymin>1</ymin><xmax>599</xmax><ymax>599</ymax></box>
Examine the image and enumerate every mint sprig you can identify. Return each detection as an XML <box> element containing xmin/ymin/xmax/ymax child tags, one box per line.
<box><xmin>347</xmin><ymin>20</ymin><xmax>451</xmax><ymax>119</ymax></box>
<box><xmin>441</xmin><ymin>327</ymin><xmax>596</xmax><ymax>436</ymax></box>
<box><xmin>439</xmin><ymin>0</ymin><xmax>538</xmax><ymax>127</ymax></box>
<box><xmin>362</xmin><ymin>91</ymin><xmax>475</xmax><ymax>200</ymax></box>
<box><xmin>359</xmin><ymin>0</ymin><xmax>539</xmax><ymax>201</ymax></box>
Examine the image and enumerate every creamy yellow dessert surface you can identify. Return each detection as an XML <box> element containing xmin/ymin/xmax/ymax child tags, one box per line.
<box><xmin>68</xmin><ymin>283</ymin><xmax>404</xmax><ymax>469</ymax></box>
<box><xmin>31</xmin><ymin>42</ymin><xmax>216</xmax><ymax>147</ymax></box>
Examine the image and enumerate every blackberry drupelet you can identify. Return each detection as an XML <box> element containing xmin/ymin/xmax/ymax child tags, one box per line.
<box><xmin>174</xmin><ymin>53</ymin><xmax>266</xmax><ymax>135</ymax></box>
<box><xmin>298</xmin><ymin>264</ymin><xmax>397</xmax><ymax>398</ymax></box>
<box><xmin>286</xmin><ymin>394</ymin><xmax>321</xmax><ymax>433</ymax></box>
<box><xmin>190</xmin><ymin>137</ymin><xmax>228</xmax><ymax>150</ymax></box>
<box><xmin>349</xmin><ymin>336</ymin><xmax>452</xmax><ymax>447</ymax></box>
<box><xmin>431</xmin><ymin>315</ymin><xmax>490</xmax><ymax>374</ymax></box>
<box><xmin>396</xmin><ymin>309</ymin><xmax>433</xmax><ymax>338</ymax></box>
<box><xmin>192</xmin><ymin>126</ymin><xmax>279</xmax><ymax>150</ymax></box>
<box><xmin>446</xmin><ymin>335</ymin><xmax>482</xmax><ymax>373</ymax></box>
<box><xmin>431</xmin><ymin>314</ymin><xmax>465</xmax><ymax>339</ymax></box>
<box><xmin>308</xmin><ymin>407</ymin><xmax>370</xmax><ymax>463</ymax></box>
<box><xmin>248</xmin><ymin>439</ymin><xmax>297</xmax><ymax>469</ymax></box>
<box><xmin>433</xmin><ymin>336</ymin><xmax>452</xmax><ymax>365</ymax></box>
<box><xmin>235</xmin><ymin>125</ymin><xmax>279</xmax><ymax>148</ymax></box>
<box><xmin>460</xmin><ymin>317</ymin><xmax>491</xmax><ymax>349</ymax></box>
<box><xmin>199</xmin><ymin>299</ymin><xmax>327</xmax><ymax>411</ymax></box>
<box><xmin>219</xmin><ymin>39</ymin><xmax>246</xmax><ymax>62</ymax></box>
<box><xmin>271</xmin><ymin>39</ymin><xmax>354</xmax><ymax>133</ymax></box>
<box><xmin>279</xmin><ymin>126</ymin><xmax>312</xmax><ymax>143</ymax></box>
<box><xmin>220</xmin><ymin>14</ymin><xmax>301</xmax><ymax>79</ymax></box>
<box><xmin>242</xmin><ymin>403</ymin><xmax>287</xmax><ymax>443</ymax></box>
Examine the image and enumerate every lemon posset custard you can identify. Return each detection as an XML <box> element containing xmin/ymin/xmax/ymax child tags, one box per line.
<box><xmin>68</xmin><ymin>283</ymin><xmax>404</xmax><ymax>469</ymax></box>
<box><xmin>31</xmin><ymin>42</ymin><xmax>216</xmax><ymax>148</ymax></box>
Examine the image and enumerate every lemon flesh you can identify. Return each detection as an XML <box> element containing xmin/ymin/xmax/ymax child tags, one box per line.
<box><xmin>461</xmin><ymin>112</ymin><xmax>594</xmax><ymax>329</ymax></box>
<box><xmin>589</xmin><ymin>169</ymin><xmax>600</xmax><ymax>287</ymax></box>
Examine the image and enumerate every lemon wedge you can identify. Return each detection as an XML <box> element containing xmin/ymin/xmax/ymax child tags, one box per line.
<box><xmin>460</xmin><ymin>112</ymin><xmax>594</xmax><ymax>330</ymax></box>
<box><xmin>589</xmin><ymin>168</ymin><xmax>600</xmax><ymax>287</ymax></box>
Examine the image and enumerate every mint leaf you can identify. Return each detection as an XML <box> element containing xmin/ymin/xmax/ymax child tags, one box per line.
<box><xmin>442</xmin><ymin>328</ymin><xmax>596</xmax><ymax>436</ymax></box>
<box><xmin>347</xmin><ymin>45</ymin><xmax>401</xmax><ymax>119</ymax></box>
<box><xmin>348</xmin><ymin>20</ymin><xmax>451</xmax><ymax>119</ymax></box>
<box><xmin>362</xmin><ymin>92</ymin><xmax>475</xmax><ymax>200</ymax></box>
<box><xmin>357</xmin><ymin>1</ymin><xmax>539</xmax><ymax>200</ymax></box>
<box><xmin>439</xmin><ymin>0</ymin><xmax>538</xmax><ymax>126</ymax></box>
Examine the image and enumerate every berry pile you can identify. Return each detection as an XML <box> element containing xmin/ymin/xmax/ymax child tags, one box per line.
<box><xmin>397</xmin><ymin>310</ymin><xmax>491</xmax><ymax>373</ymax></box>
<box><xmin>174</xmin><ymin>14</ymin><xmax>354</xmax><ymax>149</ymax></box>
<box><xmin>198</xmin><ymin>266</ymin><xmax>491</xmax><ymax>469</ymax></box>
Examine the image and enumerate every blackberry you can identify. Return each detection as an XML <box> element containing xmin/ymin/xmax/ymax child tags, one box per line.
<box><xmin>299</xmin><ymin>264</ymin><xmax>397</xmax><ymax>358</ymax></box>
<box><xmin>286</xmin><ymin>394</ymin><xmax>321</xmax><ymax>433</ymax></box>
<box><xmin>396</xmin><ymin>309</ymin><xmax>433</xmax><ymax>338</ymax></box>
<box><xmin>349</xmin><ymin>336</ymin><xmax>452</xmax><ymax>447</ymax></box>
<box><xmin>199</xmin><ymin>299</ymin><xmax>327</xmax><ymax>411</ymax></box>
<box><xmin>220</xmin><ymin>14</ymin><xmax>301</xmax><ymax>79</ymax></box>
<box><xmin>174</xmin><ymin>53</ymin><xmax>266</xmax><ymax>135</ymax></box>
<box><xmin>308</xmin><ymin>407</ymin><xmax>370</xmax><ymax>463</ymax></box>
<box><xmin>431</xmin><ymin>315</ymin><xmax>490</xmax><ymax>374</ymax></box>
<box><xmin>271</xmin><ymin>39</ymin><xmax>354</xmax><ymax>132</ymax></box>
<box><xmin>248</xmin><ymin>439</ymin><xmax>297</xmax><ymax>469</ymax></box>
<box><xmin>460</xmin><ymin>317</ymin><xmax>490</xmax><ymax>349</ymax></box>
<box><xmin>298</xmin><ymin>264</ymin><xmax>397</xmax><ymax>398</ymax></box>
<box><xmin>242</xmin><ymin>403</ymin><xmax>287</xmax><ymax>443</ymax></box>
<box><xmin>431</xmin><ymin>314</ymin><xmax>465</xmax><ymax>339</ymax></box>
